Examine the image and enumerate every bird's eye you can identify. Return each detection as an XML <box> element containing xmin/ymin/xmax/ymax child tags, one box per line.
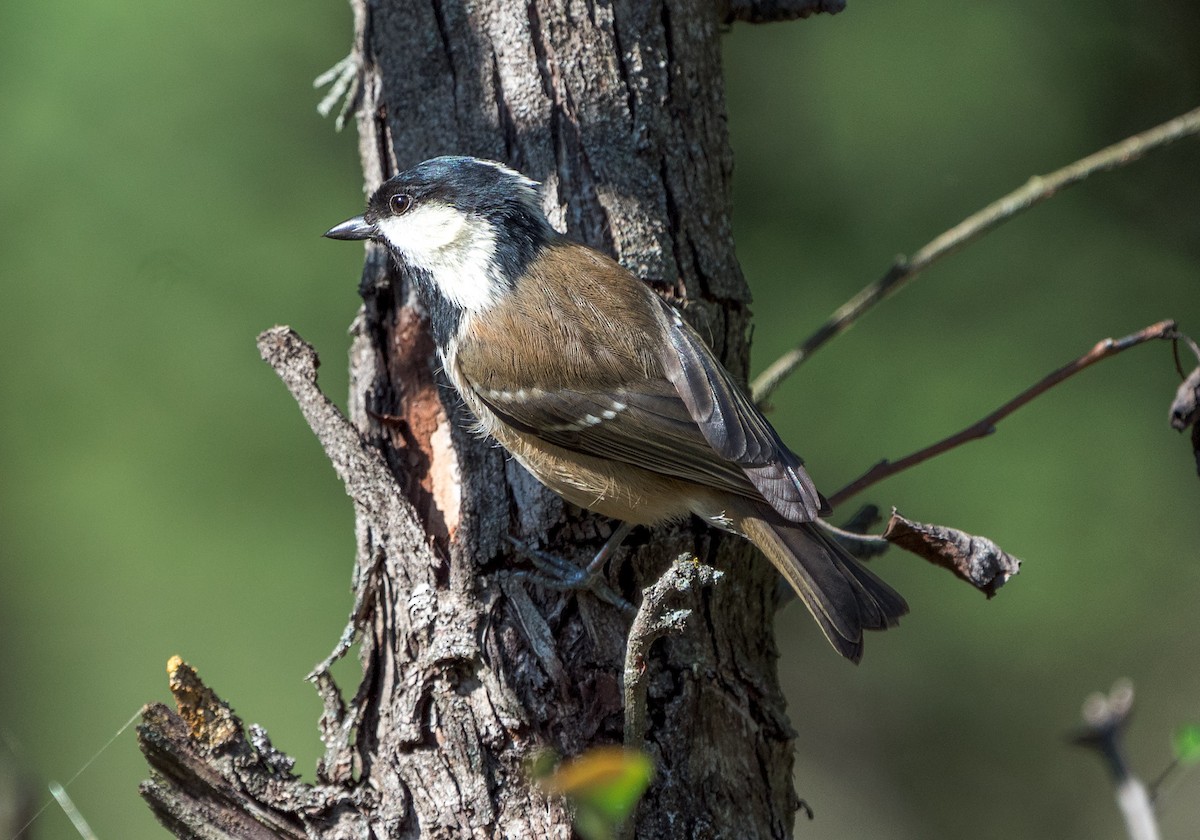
<box><xmin>389</xmin><ymin>193</ymin><xmax>414</xmax><ymax>215</ymax></box>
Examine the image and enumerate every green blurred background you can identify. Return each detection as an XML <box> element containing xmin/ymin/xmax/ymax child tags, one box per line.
<box><xmin>1</xmin><ymin>1</ymin><xmax>1197</xmax><ymax>838</ymax></box>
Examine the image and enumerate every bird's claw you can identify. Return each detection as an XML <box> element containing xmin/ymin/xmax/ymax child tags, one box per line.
<box><xmin>504</xmin><ymin>537</ymin><xmax>634</xmax><ymax>613</ymax></box>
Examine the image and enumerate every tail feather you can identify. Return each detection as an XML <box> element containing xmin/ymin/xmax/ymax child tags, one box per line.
<box><xmin>737</xmin><ymin>507</ymin><xmax>907</xmax><ymax>663</ymax></box>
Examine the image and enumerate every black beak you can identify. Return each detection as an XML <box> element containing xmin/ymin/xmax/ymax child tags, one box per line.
<box><xmin>323</xmin><ymin>215</ymin><xmax>376</xmax><ymax>241</ymax></box>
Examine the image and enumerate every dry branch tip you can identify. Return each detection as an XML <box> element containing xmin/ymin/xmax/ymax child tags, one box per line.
<box><xmin>882</xmin><ymin>510</ymin><xmax>1020</xmax><ymax>597</ymax></box>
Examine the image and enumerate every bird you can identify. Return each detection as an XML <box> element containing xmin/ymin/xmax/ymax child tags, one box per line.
<box><xmin>325</xmin><ymin>155</ymin><xmax>907</xmax><ymax>661</ymax></box>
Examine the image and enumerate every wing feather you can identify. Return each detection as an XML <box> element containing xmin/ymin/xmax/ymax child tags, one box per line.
<box><xmin>656</xmin><ymin>299</ymin><xmax>827</xmax><ymax>521</ymax></box>
<box><xmin>471</xmin><ymin>380</ymin><xmax>761</xmax><ymax>497</ymax></box>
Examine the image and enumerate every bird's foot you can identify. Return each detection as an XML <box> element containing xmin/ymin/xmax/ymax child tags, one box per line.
<box><xmin>503</xmin><ymin>523</ymin><xmax>635</xmax><ymax>612</ymax></box>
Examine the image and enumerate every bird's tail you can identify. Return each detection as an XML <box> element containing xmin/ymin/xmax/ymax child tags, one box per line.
<box><xmin>735</xmin><ymin>504</ymin><xmax>907</xmax><ymax>662</ymax></box>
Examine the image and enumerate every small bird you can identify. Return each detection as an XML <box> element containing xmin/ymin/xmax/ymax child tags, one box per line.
<box><xmin>325</xmin><ymin>156</ymin><xmax>906</xmax><ymax>661</ymax></box>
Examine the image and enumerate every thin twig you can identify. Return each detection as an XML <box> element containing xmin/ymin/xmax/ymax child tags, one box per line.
<box><xmin>828</xmin><ymin>320</ymin><xmax>1179</xmax><ymax>508</ymax></box>
<box><xmin>751</xmin><ymin>105</ymin><xmax>1200</xmax><ymax>404</ymax></box>
<box><xmin>1148</xmin><ymin>756</ymin><xmax>1182</xmax><ymax>805</ymax></box>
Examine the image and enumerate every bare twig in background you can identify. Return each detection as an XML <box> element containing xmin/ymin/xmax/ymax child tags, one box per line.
<box><xmin>1073</xmin><ymin>680</ymin><xmax>1160</xmax><ymax>840</ymax></box>
<box><xmin>751</xmin><ymin>105</ymin><xmax>1200</xmax><ymax>404</ymax></box>
<box><xmin>828</xmin><ymin>320</ymin><xmax>1180</xmax><ymax>507</ymax></box>
<box><xmin>1171</xmin><ymin>332</ymin><xmax>1200</xmax><ymax>376</ymax></box>
<box><xmin>1149</xmin><ymin>747</ymin><xmax>1188</xmax><ymax>809</ymax></box>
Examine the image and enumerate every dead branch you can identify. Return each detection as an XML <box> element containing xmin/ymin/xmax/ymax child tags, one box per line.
<box><xmin>828</xmin><ymin>320</ymin><xmax>1180</xmax><ymax>507</ymax></box>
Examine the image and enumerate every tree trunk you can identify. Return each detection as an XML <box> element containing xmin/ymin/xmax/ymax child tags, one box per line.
<box><xmin>139</xmin><ymin>1</ymin><xmax>839</xmax><ymax>836</ymax></box>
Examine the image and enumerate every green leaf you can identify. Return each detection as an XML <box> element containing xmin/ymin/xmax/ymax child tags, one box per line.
<box><xmin>1173</xmin><ymin>724</ymin><xmax>1200</xmax><ymax>763</ymax></box>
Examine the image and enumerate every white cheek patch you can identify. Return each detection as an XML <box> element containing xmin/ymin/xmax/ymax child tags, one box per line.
<box><xmin>375</xmin><ymin>203</ymin><xmax>466</xmax><ymax>261</ymax></box>
<box><xmin>375</xmin><ymin>203</ymin><xmax>501</xmax><ymax>315</ymax></box>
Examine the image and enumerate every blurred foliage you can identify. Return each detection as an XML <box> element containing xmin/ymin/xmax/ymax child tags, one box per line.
<box><xmin>1173</xmin><ymin>724</ymin><xmax>1200</xmax><ymax>765</ymax></box>
<box><xmin>532</xmin><ymin>746</ymin><xmax>654</xmax><ymax>840</ymax></box>
<box><xmin>0</xmin><ymin>1</ymin><xmax>1197</xmax><ymax>839</ymax></box>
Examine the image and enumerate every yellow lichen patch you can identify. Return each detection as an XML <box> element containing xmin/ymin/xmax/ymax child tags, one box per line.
<box><xmin>165</xmin><ymin>656</ymin><xmax>242</xmax><ymax>749</ymax></box>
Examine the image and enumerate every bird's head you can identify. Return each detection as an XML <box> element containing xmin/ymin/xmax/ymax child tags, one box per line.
<box><xmin>325</xmin><ymin>156</ymin><xmax>555</xmax><ymax>320</ymax></box>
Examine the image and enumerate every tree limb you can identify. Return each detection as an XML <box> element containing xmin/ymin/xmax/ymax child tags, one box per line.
<box><xmin>138</xmin><ymin>657</ymin><xmax>372</xmax><ymax>840</ymax></box>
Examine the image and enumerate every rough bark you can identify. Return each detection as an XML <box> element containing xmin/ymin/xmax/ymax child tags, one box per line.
<box><xmin>140</xmin><ymin>1</ymin><xmax>837</xmax><ymax>837</ymax></box>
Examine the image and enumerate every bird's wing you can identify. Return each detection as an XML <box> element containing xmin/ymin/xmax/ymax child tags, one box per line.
<box><xmin>464</xmin><ymin>321</ymin><xmax>824</xmax><ymax>522</ymax></box>
<box><xmin>654</xmin><ymin>299</ymin><xmax>826</xmax><ymax>522</ymax></box>
<box><xmin>469</xmin><ymin>373</ymin><xmax>764</xmax><ymax>500</ymax></box>
<box><xmin>456</xmin><ymin>240</ymin><xmax>824</xmax><ymax>522</ymax></box>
